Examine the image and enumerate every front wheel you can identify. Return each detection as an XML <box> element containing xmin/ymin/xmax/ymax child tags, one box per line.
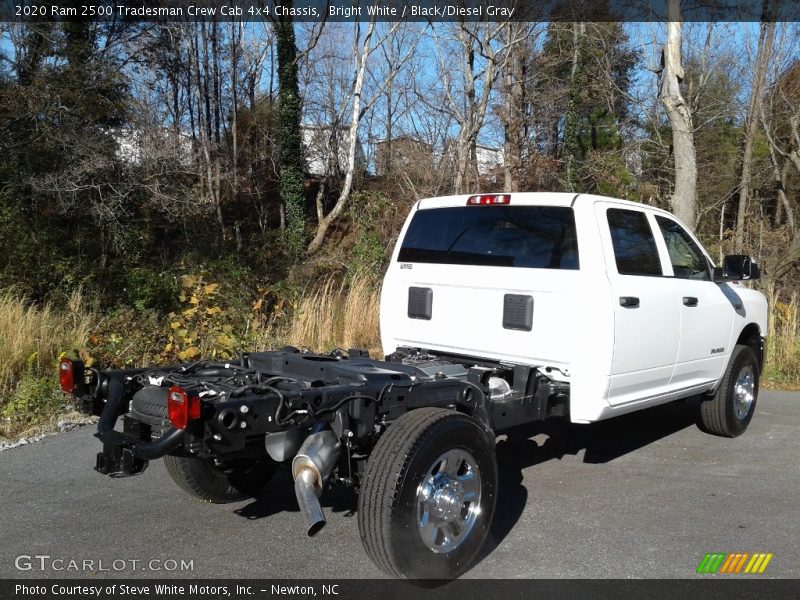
<box><xmin>358</xmin><ymin>408</ymin><xmax>497</xmax><ymax>580</ymax></box>
<box><xmin>698</xmin><ymin>344</ymin><xmax>760</xmax><ymax>438</ymax></box>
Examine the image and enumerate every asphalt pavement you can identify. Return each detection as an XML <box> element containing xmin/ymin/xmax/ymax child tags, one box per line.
<box><xmin>1</xmin><ymin>391</ymin><xmax>798</xmax><ymax>579</ymax></box>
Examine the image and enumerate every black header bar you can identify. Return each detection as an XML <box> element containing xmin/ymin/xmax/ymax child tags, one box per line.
<box><xmin>2</xmin><ymin>579</ymin><xmax>800</xmax><ymax>600</ymax></box>
<box><xmin>2</xmin><ymin>0</ymin><xmax>800</xmax><ymax>23</ymax></box>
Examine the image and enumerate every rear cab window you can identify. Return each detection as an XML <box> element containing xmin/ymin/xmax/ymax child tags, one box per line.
<box><xmin>398</xmin><ymin>206</ymin><xmax>579</xmax><ymax>269</ymax></box>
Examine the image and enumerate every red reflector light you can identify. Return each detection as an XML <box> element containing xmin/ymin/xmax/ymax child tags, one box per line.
<box><xmin>167</xmin><ymin>385</ymin><xmax>201</xmax><ymax>430</ymax></box>
<box><xmin>59</xmin><ymin>358</ymin><xmax>74</xmax><ymax>393</ymax></box>
<box><xmin>466</xmin><ymin>194</ymin><xmax>511</xmax><ymax>205</ymax></box>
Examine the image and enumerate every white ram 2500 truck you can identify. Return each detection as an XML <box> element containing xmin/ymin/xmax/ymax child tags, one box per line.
<box><xmin>65</xmin><ymin>192</ymin><xmax>767</xmax><ymax>581</ymax></box>
<box><xmin>382</xmin><ymin>192</ymin><xmax>767</xmax><ymax>430</ymax></box>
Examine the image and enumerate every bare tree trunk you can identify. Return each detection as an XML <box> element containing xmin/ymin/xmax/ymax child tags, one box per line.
<box><xmin>659</xmin><ymin>0</ymin><xmax>697</xmax><ymax>228</ymax></box>
<box><xmin>306</xmin><ymin>21</ymin><xmax>376</xmax><ymax>255</ymax></box>
<box><xmin>735</xmin><ymin>20</ymin><xmax>775</xmax><ymax>249</ymax></box>
<box><xmin>230</xmin><ymin>21</ymin><xmax>243</xmax><ymax>253</ymax></box>
<box><xmin>306</xmin><ymin>21</ymin><xmax>412</xmax><ymax>255</ymax></box>
<box><xmin>189</xmin><ymin>23</ymin><xmax>224</xmax><ymax>236</ymax></box>
<box><xmin>211</xmin><ymin>19</ymin><xmax>222</xmax><ymax>143</ymax></box>
<box><xmin>502</xmin><ymin>23</ymin><xmax>526</xmax><ymax>192</ymax></box>
<box><xmin>449</xmin><ymin>23</ymin><xmax>508</xmax><ymax>194</ymax></box>
<box><xmin>454</xmin><ymin>132</ymin><xmax>477</xmax><ymax>194</ymax></box>
<box><xmin>787</xmin><ymin>115</ymin><xmax>800</xmax><ymax>173</ymax></box>
<box><xmin>765</xmin><ymin>131</ymin><xmax>795</xmax><ymax>231</ymax></box>
<box><xmin>385</xmin><ymin>91</ymin><xmax>393</xmax><ymax>175</ymax></box>
<box><xmin>452</xmin><ymin>29</ymin><xmax>477</xmax><ymax>195</ymax></box>
<box><xmin>760</xmin><ymin>82</ymin><xmax>800</xmax><ymax>231</ymax></box>
<box><xmin>779</xmin><ymin>160</ymin><xmax>794</xmax><ymax>229</ymax></box>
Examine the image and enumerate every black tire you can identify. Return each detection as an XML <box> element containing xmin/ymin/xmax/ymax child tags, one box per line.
<box><xmin>164</xmin><ymin>455</ymin><xmax>275</xmax><ymax>503</ymax></box>
<box><xmin>358</xmin><ymin>408</ymin><xmax>497</xmax><ymax>581</ymax></box>
<box><xmin>698</xmin><ymin>344</ymin><xmax>760</xmax><ymax>438</ymax></box>
<box><xmin>129</xmin><ymin>386</ymin><xmax>171</xmax><ymax>438</ymax></box>
<box><xmin>131</xmin><ymin>386</ymin><xmax>275</xmax><ymax>502</ymax></box>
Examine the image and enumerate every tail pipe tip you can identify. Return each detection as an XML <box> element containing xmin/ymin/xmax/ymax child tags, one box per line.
<box><xmin>294</xmin><ymin>468</ymin><xmax>326</xmax><ymax>537</ymax></box>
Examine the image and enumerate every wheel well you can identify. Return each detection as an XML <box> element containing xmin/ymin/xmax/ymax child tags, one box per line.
<box><xmin>736</xmin><ymin>324</ymin><xmax>764</xmax><ymax>371</ymax></box>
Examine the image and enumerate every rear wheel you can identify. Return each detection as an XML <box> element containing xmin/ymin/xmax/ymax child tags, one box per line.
<box><xmin>698</xmin><ymin>344</ymin><xmax>760</xmax><ymax>438</ymax></box>
<box><xmin>164</xmin><ymin>455</ymin><xmax>274</xmax><ymax>503</ymax></box>
<box><xmin>131</xmin><ymin>386</ymin><xmax>275</xmax><ymax>502</ymax></box>
<box><xmin>358</xmin><ymin>408</ymin><xmax>497</xmax><ymax>580</ymax></box>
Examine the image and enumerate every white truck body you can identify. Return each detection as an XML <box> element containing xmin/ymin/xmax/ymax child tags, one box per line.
<box><xmin>380</xmin><ymin>192</ymin><xmax>768</xmax><ymax>424</ymax></box>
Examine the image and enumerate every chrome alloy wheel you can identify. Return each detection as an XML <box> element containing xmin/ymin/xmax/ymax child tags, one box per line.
<box><xmin>416</xmin><ymin>448</ymin><xmax>482</xmax><ymax>554</ymax></box>
<box><xmin>734</xmin><ymin>365</ymin><xmax>756</xmax><ymax>420</ymax></box>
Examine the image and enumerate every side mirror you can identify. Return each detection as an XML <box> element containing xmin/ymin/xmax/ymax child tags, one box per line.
<box><xmin>714</xmin><ymin>255</ymin><xmax>760</xmax><ymax>282</ymax></box>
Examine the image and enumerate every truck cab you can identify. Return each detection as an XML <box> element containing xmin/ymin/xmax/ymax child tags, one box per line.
<box><xmin>380</xmin><ymin>192</ymin><xmax>768</xmax><ymax>424</ymax></box>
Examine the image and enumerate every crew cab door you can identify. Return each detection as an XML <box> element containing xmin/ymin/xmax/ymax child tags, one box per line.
<box><xmin>598</xmin><ymin>204</ymin><xmax>680</xmax><ymax>406</ymax></box>
<box><xmin>652</xmin><ymin>215</ymin><xmax>734</xmax><ymax>388</ymax></box>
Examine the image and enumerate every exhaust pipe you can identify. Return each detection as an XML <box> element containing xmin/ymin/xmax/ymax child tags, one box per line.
<box><xmin>294</xmin><ymin>470</ymin><xmax>326</xmax><ymax>536</ymax></box>
<box><xmin>292</xmin><ymin>430</ymin><xmax>341</xmax><ymax>536</ymax></box>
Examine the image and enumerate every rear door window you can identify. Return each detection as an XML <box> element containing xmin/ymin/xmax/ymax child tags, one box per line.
<box><xmin>397</xmin><ymin>206</ymin><xmax>579</xmax><ymax>269</ymax></box>
<box><xmin>606</xmin><ymin>208</ymin><xmax>663</xmax><ymax>276</ymax></box>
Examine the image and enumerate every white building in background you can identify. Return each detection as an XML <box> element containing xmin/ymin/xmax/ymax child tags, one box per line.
<box><xmin>475</xmin><ymin>145</ymin><xmax>504</xmax><ymax>178</ymax></box>
<box><xmin>115</xmin><ymin>123</ymin><xmax>365</xmax><ymax>178</ymax></box>
<box><xmin>114</xmin><ymin>128</ymin><xmax>142</xmax><ymax>163</ymax></box>
<box><xmin>439</xmin><ymin>140</ymin><xmax>505</xmax><ymax>183</ymax></box>
<box><xmin>301</xmin><ymin>125</ymin><xmax>366</xmax><ymax>177</ymax></box>
<box><xmin>113</xmin><ymin>127</ymin><xmax>193</xmax><ymax>166</ymax></box>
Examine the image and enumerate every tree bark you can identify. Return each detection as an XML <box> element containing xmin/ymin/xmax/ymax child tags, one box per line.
<box><xmin>659</xmin><ymin>0</ymin><xmax>697</xmax><ymax>228</ymax></box>
<box><xmin>735</xmin><ymin>20</ymin><xmax>775</xmax><ymax>249</ymax></box>
<box><xmin>502</xmin><ymin>23</ymin><xmax>526</xmax><ymax>192</ymax></box>
<box><xmin>765</xmin><ymin>129</ymin><xmax>795</xmax><ymax>231</ymax></box>
<box><xmin>760</xmin><ymin>88</ymin><xmax>800</xmax><ymax>231</ymax></box>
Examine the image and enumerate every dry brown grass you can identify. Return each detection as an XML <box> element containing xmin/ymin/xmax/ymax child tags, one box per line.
<box><xmin>764</xmin><ymin>284</ymin><xmax>800</xmax><ymax>388</ymax></box>
<box><xmin>252</xmin><ymin>270</ymin><xmax>382</xmax><ymax>355</ymax></box>
<box><xmin>0</xmin><ymin>290</ymin><xmax>95</xmax><ymax>393</ymax></box>
<box><xmin>2</xmin><ymin>274</ymin><xmax>797</xmax><ymax>443</ymax></box>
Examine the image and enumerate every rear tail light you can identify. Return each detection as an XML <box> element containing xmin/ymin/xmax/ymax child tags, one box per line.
<box><xmin>59</xmin><ymin>357</ymin><xmax>75</xmax><ymax>393</ymax></box>
<box><xmin>167</xmin><ymin>385</ymin><xmax>201</xmax><ymax>430</ymax></box>
<box><xmin>467</xmin><ymin>194</ymin><xmax>511</xmax><ymax>205</ymax></box>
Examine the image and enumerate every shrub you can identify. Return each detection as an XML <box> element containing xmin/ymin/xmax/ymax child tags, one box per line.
<box><xmin>1</xmin><ymin>371</ymin><xmax>67</xmax><ymax>433</ymax></box>
<box><xmin>124</xmin><ymin>267</ymin><xmax>179</xmax><ymax>313</ymax></box>
<box><xmin>161</xmin><ymin>273</ymin><xmax>239</xmax><ymax>361</ymax></box>
<box><xmin>764</xmin><ymin>284</ymin><xmax>800</xmax><ymax>388</ymax></box>
<box><xmin>346</xmin><ymin>192</ymin><xmax>395</xmax><ymax>276</ymax></box>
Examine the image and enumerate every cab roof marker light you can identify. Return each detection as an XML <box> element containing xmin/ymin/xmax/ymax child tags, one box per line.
<box><xmin>467</xmin><ymin>194</ymin><xmax>511</xmax><ymax>205</ymax></box>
